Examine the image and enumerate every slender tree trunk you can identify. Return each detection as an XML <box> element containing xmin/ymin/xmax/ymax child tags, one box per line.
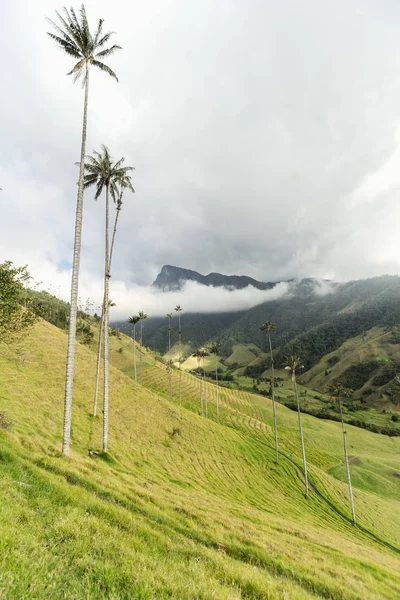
<box><xmin>178</xmin><ymin>314</ymin><xmax>182</xmax><ymax>404</ymax></box>
<box><xmin>198</xmin><ymin>359</ymin><xmax>203</xmax><ymax>416</ymax></box>
<box><xmin>203</xmin><ymin>358</ymin><xmax>208</xmax><ymax>418</ymax></box>
<box><xmin>102</xmin><ymin>184</ymin><xmax>110</xmax><ymax>453</ymax></box>
<box><xmin>133</xmin><ymin>324</ymin><xmax>137</xmax><ymax>382</ymax></box>
<box><xmin>168</xmin><ymin>321</ymin><xmax>172</xmax><ymax>401</ymax></box>
<box><xmin>93</xmin><ymin>305</ymin><xmax>104</xmax><ymax>416</ymax></box>
<box><xmin>268</xmin><ymin>333</ymin><xmax>279</xmax><ymax>463</ymax></box>
<box><xmin>215</xmin><ymin>354</ymin><xmax>219</xmax><ymax>421</ymax></box>
<box><xmin>294</xmin><ymin>375</ymin><xmax>309</xmax><ymax>497</ymax></box>
<box><xmin>93</xmin><ymin>198</ymin><xmax>121</xmax><ymax>416</ymax></box>
<box><xmin>109</xmin><ymin>200</ymin><xmax>121</xmax><ymax>269</ymax></box>
<box><xmin>62</xmin><ymin>65</ymin><xmax>90</xmax><ymax>456</ymax></box>
<box><xmin>140</xmin><ymin>321</ymin><xmax>143</xmax><ymax>384</ymax></box>
<box><xmin>339</xmin><ymin>396</ymin><xmax>356</xmax><ymax>524</ymax></box>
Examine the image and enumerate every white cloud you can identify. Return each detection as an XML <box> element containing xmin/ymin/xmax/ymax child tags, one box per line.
<box><xmin>2</xmin><ymin>0</ymin><xmax>400</xmax><ymax>291</ymax></box>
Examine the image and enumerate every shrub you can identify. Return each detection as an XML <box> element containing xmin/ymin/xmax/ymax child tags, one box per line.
<box><xmin>0</xmin><ymin>411</ymin><xmax>12</xmax><ymax>431</ymax></box>
<box><xmin>391</xmin><ymin>414</ymin><xmax>399</xmax><ymax>422</ymax></box>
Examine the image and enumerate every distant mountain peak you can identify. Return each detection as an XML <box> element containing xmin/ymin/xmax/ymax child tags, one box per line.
<box><xmin>152</xmin><ymin>265</ymin><xmax>276</xmax><ymax>291</ymax></box>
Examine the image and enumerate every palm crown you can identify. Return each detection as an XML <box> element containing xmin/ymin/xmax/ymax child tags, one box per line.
<box><xmin>83</xmin><ymin>145</ymin><xmax>133</xmax><ymax>201</ymax></box>
<box><xmin>138</xmin><ymin>311</ymin><xmax>147</xmax><ymax>321</ymax></box>
<box><xmin>116</xmin><ymin>172</ymin><xmax>135</xmax><ymax>207</ymax></box>
<box><xmin>260</xmin><ymin>320</ymin><xmax>275</xmax><ymax>334</ymax></box>
<box><xmin>47</xmin><ymin>5</ymin><xmax>121</xmax><ymax>84</ymax></box>
<box><xmin>208</xmin><ymin>342</ymin><xmax>219</xmax><ymax>355</ymax></box>
<box><xmin>174</xmin><ymin>305</ymin><xmax>182</xmax><ymax>313</ymax></box>
<box><xmin>127</xmin><ymin>315</ymin><xmax>140</xmax><ymax>325</ymax></box>
<box><xmin>328</xmin><ymin>382</ymin><xmax>351</xmax><ymax>399</ymax></box>
<box><xmin>285</xmin><ymin>355</ymin><xmax>304</xmax><ymax>379</ymax></box>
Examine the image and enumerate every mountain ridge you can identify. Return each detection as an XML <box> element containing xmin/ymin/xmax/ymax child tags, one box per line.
<box><xmin>152</xmin><ymin>264</ymin><xmax>277</xmax><ymax>291</ymax></box>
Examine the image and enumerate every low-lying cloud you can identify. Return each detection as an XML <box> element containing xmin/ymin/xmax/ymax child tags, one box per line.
<box><xmin>17</xmin><ymin>254</ymin><xmax>334</xmax><ymax>320</ymax></box>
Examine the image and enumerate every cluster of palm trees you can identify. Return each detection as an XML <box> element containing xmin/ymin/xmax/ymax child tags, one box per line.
<box><xmin>125</xmin><ymin>306</ymin><xmax>184</xmax><ymax>404</ymax></box>
<box><xmin>192</xmin><ymin>343</ymin><xmax>220</xmax><ymax>420</ymax></box>
<box><xmin>48</xmin><ymin>5</ymin><xmax>134</xmax><ymax>455</ymax></box>
<box><xmin>261</xmin><ymin>321</ymin><xmax>356</xmax><ymax>524</ymax></box>
<box><xmin>127</xmin><ymin>312</ymin><xmax>147</xmax><ymax>384</ymax></box>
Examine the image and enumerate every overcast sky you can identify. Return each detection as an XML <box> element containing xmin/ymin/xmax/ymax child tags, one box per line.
<box><xmin>2</xmin><ymin>0</ymin><xmax>400</xmax><ymax>316</ymax></box>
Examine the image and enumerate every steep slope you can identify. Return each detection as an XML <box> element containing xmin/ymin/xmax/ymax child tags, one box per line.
<box><xmin>1</xmin><ymin>320</ymin><xmax>400</xmax><ymax>598</ymax></box>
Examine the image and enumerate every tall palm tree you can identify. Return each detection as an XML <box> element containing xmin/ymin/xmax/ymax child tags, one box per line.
<box><xmin>48</xmin><ymin>5</ymin><xmax>121</xmax><ymax>456</ymax></box>
<box><xmin>199</xmin><ymin>347</ymin><xmax>210</xmax><ymax>418</ymax></box>
<box><xmin>92</xmin><ymin>172</ymin><xmax>134</xmax><ymax>415</ymax></box>
<box><xmin>192</xmin><ymin>349</ymin><xmax>203</xmax><ymax>416</ymax></box>
<box><xmin>260</xmin><ymin>321</ymin><xmax>279</xmax><ymax>463</ymax></box>
<box><xmin>127</xmin><ymin>316</ymin><xmax>140</xmax><ymax>383</ymax></box>
<box><xmin>329</xmin><ymin>383</ymin><xmax>356</xmax><ymax>525</ymax></box>
<box><xmin>174</xmin><ymin>305</ymin><xmax>183</xmax><ymax>404</ymax></box>
<box><xmin>166</xmin><ymin>313</ymin><xmax>173</xmax><ymax>401</ymax></box>
<box><xmin>83</xmin><ymin>146</ymin><xmax>133</xmax><ymax>452</ymax></box>
<box><xmin>138</xmin><ymin>311</ymin><xmax>147</xmax><ymax>384</ymax></box>
<box><xmin>285</xmin><ymin>355</ymin><xmax>308</xmax><ymax>497</ymax></box>
<box><xmin>208</xmin><ymin>342</ymin><xmax>220</xmax><ymax>420</ymax></box>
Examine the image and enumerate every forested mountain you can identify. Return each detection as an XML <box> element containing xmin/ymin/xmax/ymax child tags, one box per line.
<box><xmin>152</xmin><ymin>264</ymin><xmax>277</xmax><ymax>291</ymax></box>
<box><xmin>124</xmin><ymin>273</ymin><xmax>400</xmax><ymax>361</ymax></box>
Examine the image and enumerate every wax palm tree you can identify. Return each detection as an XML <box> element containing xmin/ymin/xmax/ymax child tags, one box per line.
<box><xmin>83</xmin><ymin>146</ymin><xmax>133</xmax><ymax>452</ymax></box>
<box><xmin>166</xmin><ymin>313</ymin><xmax>173</xmax><ymax>401</ymax></box>
<box><xmin>192</xmin><ymin>349</ymin><xmax>203</xmax><ymax>415</ymax></box>
<box><xmin>174</xmin><ymin>305</ymin><xmax>183</xmax><ymax>404</ymax></box>
<box><xmin>127</xmin><ymin>316</ymin><xmax>140</xmax><ymax>383</ymax></box>
<box><xmin>208</xmin><ymin>342</ymin><xmax>220</xmax><ymax>420</ymax></box>
<box><xmin>92</xmin><ymin>173</ymin><xmax>134</xmax><ymax>415</ymax></box>
<box><xmin>138</xmin><ymin>311</ymin><xmax>147</xmax><ymax>384</ymax></box>
<box><xmin>328</xmin><ymin>383</ymin><xmax>356</xmax><ymax>525</ymax></box>
<box><xmin>48</xmin><ymin>5</ymin><xmax>121</xmax><ymax>456</ymax></box>
<box><xmin>199</xmin><ymin>347</ymin><xmax>210</xmax><ymax>418</ymax></box>
<box><xmin>285</xmin><ymin>355</ymin><xmax>308</xmax><ymax>497</ymax></box>
<box><xmin>260</xmin><ymin>320</ymin><xmax>279</xmax><ymax>463</ymax></box>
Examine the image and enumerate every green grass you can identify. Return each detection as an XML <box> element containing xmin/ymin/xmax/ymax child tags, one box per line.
<box><xmin>1</xmin><ymin>320</ymin><xmax>400</xmax><ymax>598</ymax></box>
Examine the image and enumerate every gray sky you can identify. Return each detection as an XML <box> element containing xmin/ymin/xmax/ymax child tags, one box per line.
<box><xmin>2</xmin><ymin>0</ymin><xmax>400</xmax><ymax>316</ymax></box>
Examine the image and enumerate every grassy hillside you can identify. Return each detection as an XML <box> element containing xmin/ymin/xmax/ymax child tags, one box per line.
<box><xmin>1</xmin><ymin>320</ymin><xmax>400</xmax><ymax>598</ymax></box>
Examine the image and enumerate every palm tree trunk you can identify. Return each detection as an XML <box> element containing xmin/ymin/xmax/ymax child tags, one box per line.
<box><xmin>339</xmin><ymin>396</ymin><xmax>356</xmax><ymax>524</ymax></box>
<box><xmin>294</xmin><ymin>375</ymin><xmax>309</xmax><ymax>497</ymax></box>
<box><xmin>102</xmin><ymin>184</ymin><xmax>110</xmax><ymax>453</ymax></box>
<box><xmin>198</xmin><ymin>359</ymin><xmax>203</xmax><ymax>416</ymax></box>
<box><xmin>133</xmin><ymin>324</ymin><xmax>137</xmax><ymax>382</ymax></box>
<box><xmin>268</xmin><ymin>333</ymin><xmax>279</xmax><ymax>463</ymax></box>
<box><xmin>93</xmin><ymin>305</ymin><xmax>104</xmax><ymax>416</ymax></box>
<box><xmin>109</xmin><ymin>194</ymin><xmax>122</xmax><ymax>267</ymax></box>
<box><xmin>93</xmin><ymin>197</ymin><xmax>121</xmax><ymax>416</ymax></box>
<box><xmin>140</xmin><ymin>321</ymin><xmax>143</xmax><ymax>384</ymax></box>
<box><xmin>168</xmin><ymin>322</ymin><xmax>172</xmax><ymax>401</ymax></box>
<box><xmin>215</xmin><ymin>354</ymin><xmax>219</xmax><ymax>421</ymax></box>
<box><xmin>62</xmin><ymin>64</ymin><xmax>90</xmax><ymax>456</ymax></box>
<box><xmin>178</xmin><ymin>314</ymin><xmax>182</xmax><ymax>404</ymax></box>
<box><xmin>203</xmin><ymin>359</ymin><xmax>208</xmax><ymax>418</ymax></box>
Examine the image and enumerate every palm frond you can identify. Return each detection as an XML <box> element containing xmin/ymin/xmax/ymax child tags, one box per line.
<box><xmin>47</xmin><ymin>33</ymin><xmax>82</xmax><ymax>59</ymax></box>
<box><xmin>96</xmin><ymin>31</ymin><xmax>115</xmax><ymax>48</ymax></box>
<box><xmin>57</xmin><ymin>8</ymin><xmax>83</xmax><ymax>48</ymax></box>
<box><xmin>93</xmin><ymin>18</ymin><xmax>104</xmax><ymax>46</ymax></box>
<box><xmin>91</xmin><ymin>60</ymin><xmax>118</xmax><ymax>81</ymax></box>
<box><xmin>79</xmin><ymin>4</ymin><xmax>92</xmax><ymax>48</ymax></box>
<box><xmin>94</xmin><ymin>180</ymin><xmax>105</xmax><ymax>200</ymax></box>
<box><xmin>95</xmin><ymin>44</ymin><xmax>122</xmax><ymax>60</ymax></box>
<box><xmin>68</xmin><ymin>58</ymin><xmax>86</xmax><ymax>75</ymax></box>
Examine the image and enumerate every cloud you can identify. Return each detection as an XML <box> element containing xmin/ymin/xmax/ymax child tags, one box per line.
<box><xmin>7</xmin><ymin>250</ymin><xmax>333</xmax><ymax>320</ymax></box>
<box><xmin>2</xmin><ymin>0</ymin><xmax>400</xmax><ymax>291</ymax></box>
<box><xmin>108</xmin><ymin>280</ymin><xmax>293</xmax><ymax>319</ymax></box>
